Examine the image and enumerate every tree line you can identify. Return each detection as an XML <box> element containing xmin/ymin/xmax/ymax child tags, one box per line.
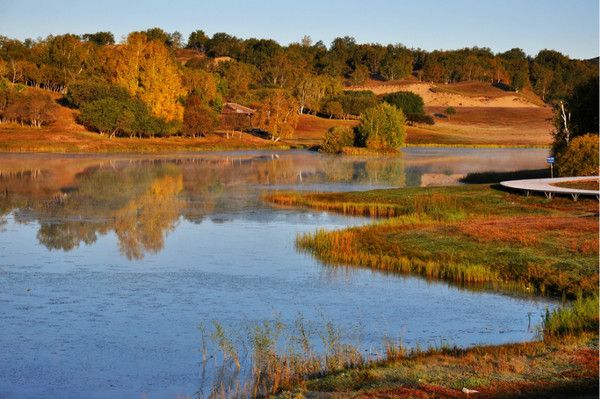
<box><xmin>0</xmin><ymin>28</ymin><xmax>597</xmax><ymax>139</ymax></box>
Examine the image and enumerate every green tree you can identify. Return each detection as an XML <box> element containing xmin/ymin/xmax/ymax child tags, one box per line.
<box><xmin>356</xmin><ymin>103</ymin><xmax>406</xmax><ymax>149</ymax></box>
<box><xmin>187</xmin><ymin>30</ymin><xmax>209</xmax><ymax>52</ymax></box>
<box><xmin>320</xmin><ymin>126</ymin><xmax>355</xmax><ymax>153</ymax></box>
<box><xmin>82</xmin><ymin>32</ymin><xmax>115</xmax><ymax>46</ymax></box>
<box><xmin>383</xmin><ymin>91</ymin><xmax>424</xmax><ymax>115</ymax></box>
<box><xmin>379</xmin><ymin>45</ymin><xmax>413</xmax><ymax>81</ymax></box>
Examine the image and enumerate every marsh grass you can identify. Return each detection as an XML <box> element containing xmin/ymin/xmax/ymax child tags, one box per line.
<box><xmin>265</xmin><ymin>185</ymin><xmax>598</xmax><ymax>298</ymax></box>
<box><xmin>543</xmin><ymin>295</ymin><xmax>600</xmax><ymax>337</ymax></box>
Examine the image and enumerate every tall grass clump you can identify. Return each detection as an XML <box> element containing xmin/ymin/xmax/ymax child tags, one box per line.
<box><xmin>543</xmin><ymin>295</ymin><xmax>599</xmax><ymax>337</ymax></box>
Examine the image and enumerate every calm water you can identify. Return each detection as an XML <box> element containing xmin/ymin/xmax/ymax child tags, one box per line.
<box><xmin>0</xmin><ymin>149</ymin><xmax>556</xmax><ymax>398</ymax></box>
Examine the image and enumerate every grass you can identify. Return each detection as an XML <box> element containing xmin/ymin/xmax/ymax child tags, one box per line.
<box><xmin>0</xmin><ymin>123</ymin><xmax>288</xmax><ymax>153</ymax></box>
<box><xmin>407</xmin><ymin>107</ymin><xmax>553</xmax><ymax>147</ymax></box>
<box><xmin>264</xmin><ymin>185</ymin><xmax>598</xmax><ymax>298</ymax></box>
<box><xmin>262</xmin><ymin>184</ymin><xmax>598</xmax><ymax>398</ymax></box>
<box><xmin>553</xmin><ymin>179</ymin><xmax>600</xmax><ymax>191</ymax></box>
<box><xmin>293</xmin><ymin>333</ymin><xmax>598</xmax><ymax>398</ymax></box>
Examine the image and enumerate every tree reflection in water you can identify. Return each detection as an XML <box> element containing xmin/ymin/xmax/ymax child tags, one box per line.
<box><xmin>0</xmin><ymin>149</ymin><xmax>544</xmax><ymax>260</ymax></box>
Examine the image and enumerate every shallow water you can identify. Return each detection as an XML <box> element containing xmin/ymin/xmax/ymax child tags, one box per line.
<box><xmin>0</xmin><ymin>148</ymin><xmax>556</xmax><ymax>398</ymax></box>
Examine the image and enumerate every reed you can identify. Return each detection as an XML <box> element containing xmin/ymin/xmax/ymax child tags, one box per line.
<box><xmin>543</xmin><ymin>295</ymin><xmax>599</xmax><ymax>337</ymax></box>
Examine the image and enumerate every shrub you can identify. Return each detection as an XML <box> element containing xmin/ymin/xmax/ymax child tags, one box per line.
<box><xmin>356</xmin><ymin>103</ymin><xmax>406</xmax><ymax>149</ymax></box>
<box><xmin>323</xmin><ymin>101</ymin><xmax>344</xmax><ymax>119</ymax></box>
<box><xmin>445</xmin><ymin>106</ymin><xmax>456</xmax><ymax>115</ymax></box>
<box><xmin>406</xmin><ymin>113</ymin><xmax>434</xmax><ymax>125</ymax></box>
<box><xmin>555</xmin><ymin>134</ymin><xmax>599</xmax><ymax>176</ymax></box>
<box><xmin>334</xmin><ymin>91</ymin><xmax>378</xmax><ymax>116</ymax></box>
<box><xmin>382</xmin><ymin>91</ymin><xmax>424</xmax><ymax>115</ymax></box>
<box><xmin>320</xmin><ymin>126</ymin><xmax>356</xmax><ymax>153</ymax></box>
<box><xmin>78</xmin><ymin>97</ymin><xmax>171</xmax><ymax>138</ymax></box>
<box><xmin>65</xmin><ymin>80</ymin><xmax>130</xmax><ymax>108</ymax></box>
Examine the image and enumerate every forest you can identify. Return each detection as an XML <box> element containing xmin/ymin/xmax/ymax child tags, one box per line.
<box><xmin>0</xmin><ymin>28</ymin><xmax>597</xmax><ymax>144</ymax></box>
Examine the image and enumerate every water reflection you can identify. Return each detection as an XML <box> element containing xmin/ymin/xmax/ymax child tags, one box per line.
<box><xmin>0</xmin><ymin>148</ymin><xmax>547</xmax><ymax>259</ymax></box>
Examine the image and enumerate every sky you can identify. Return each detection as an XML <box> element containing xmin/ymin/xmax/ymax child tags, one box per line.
<box><xmin>0</xmin><ymin>0</ymin><xmax>598</xmax><ymax>59</ymax></box>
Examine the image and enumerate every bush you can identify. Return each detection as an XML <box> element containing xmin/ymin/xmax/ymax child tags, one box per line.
<box><xmin>555</xmin><ymin>134</ymin><xmax>599</xmax><ymax>176</ymax></box>
<box><xmin>406</xmin><ymin>113</ymin><xmax>434</xmax><ymax>125</ymax></box>
<box><xmin>78</xmin><ymin>97</ymin><xmax>172</xmax><ymax>138</ymax></box>
<box><xmin>445</xmin><ymin>106</ymin><xmax>456</xmax><ymax>115</ymax></box>
<box><xmin>356</xmin><ymin>103</ymin><xmax>406</xmax><ymax>149</ymax></box>
<box><xmin>334</xmin><ymin>91</ymin><xmax>378</xmax><ymax>117</ymax></box>
<box><xmin>65</xmin><ymin>80</ymin><xmax>130</xmax><ymax>108</ymax></box>
<box><xmin>382</xmin><ymin>91</ymin><xmax>424</xmax><ymax>115</ymax></box>
<box><xmin>320</xmin><ymin>126</ymin><xmax>355</xmax><ymax>153</ymax></box>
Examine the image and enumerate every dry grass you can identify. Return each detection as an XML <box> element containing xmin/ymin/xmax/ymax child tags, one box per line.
<box><xmin>298</xmin><ymin>333</ymin><xmax>599</xmax><ymax>398</ymax></box>
<box><xmin>288</xmin><ymin>114</ymin><xmax>358</xmax><ymax>148</ymax></box>
<box><xmin>406</xmin><ymin>107</ymin><xmax>553</xmax><ymax>146</ymax></box>
<box><xmin>553</xmin><ymin>179</ymin><xmax>600</xmax><ymax>191</ymax></box>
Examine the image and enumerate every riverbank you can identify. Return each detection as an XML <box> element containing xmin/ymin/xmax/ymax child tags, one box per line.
<box><xmin>0</xmin><ymin>103</ymin><xmax>553</xmax><ymax>153</ymax></box>
<box><xmin>263</xmin><ymin>184</ymin><xmax>599</xmax><ymax>397</ymax></box>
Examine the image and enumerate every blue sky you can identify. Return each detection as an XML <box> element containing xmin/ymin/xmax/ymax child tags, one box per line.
<box><xmin>0</xmin><ymin>0</ymin><xmax>598</xmax><ymax>59</ymax></box>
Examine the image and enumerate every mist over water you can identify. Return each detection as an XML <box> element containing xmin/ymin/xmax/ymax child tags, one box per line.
<box><xmin>0</xmin><ymin>149</ymin><xmax>556</xmax><ymax>398</ymax></box>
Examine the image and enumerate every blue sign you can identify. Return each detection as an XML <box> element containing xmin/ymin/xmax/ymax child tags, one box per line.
<box><xmin>546</xmin><ymin>156</ymin><xmax>555</xmax><ymax>164</ymax></box>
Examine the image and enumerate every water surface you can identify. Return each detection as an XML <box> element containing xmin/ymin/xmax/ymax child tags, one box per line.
<box><xmin>0</xmin><ymin>149</ymin><xmax>556</xmax><ymax>398</ymax></box>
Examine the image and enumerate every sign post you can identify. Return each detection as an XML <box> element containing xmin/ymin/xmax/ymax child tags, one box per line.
<box><xmin>546</xmin><ymin>156</ymin><xmax>555</xmax><ymax>178</ymax></box>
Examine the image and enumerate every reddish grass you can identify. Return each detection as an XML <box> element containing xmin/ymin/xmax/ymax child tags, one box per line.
<box><xmin>288</xmin><ymin>114</ymin><xmax>358</xmax><ymax>147</ymax></box>
<box><xmin>457</xmin><ymin>216</ymin><xmax>599</xmax><ymax>253</ymax></box>
<box><xmin>553</xmin><ymin>179</ymin><xmax>600</xmax><ymax>191</ymax></box>
<box><xmin>407</xmin><ymin>106</ymin><xmax>553</xmax><ymax>146</ymax></box>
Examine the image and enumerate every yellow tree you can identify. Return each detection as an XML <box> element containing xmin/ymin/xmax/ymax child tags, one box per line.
<box><xmin>105</xmin><ymin>33</ymin><xmax>185</xmax><ymax>121</ymax></box>
<box><xmin>251</xmin><ymin>89</ymin><xmax>299</xmax><ymax>141</ymax></box>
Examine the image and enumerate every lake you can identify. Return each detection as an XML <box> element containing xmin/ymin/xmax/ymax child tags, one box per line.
<box><xmin>0</xmin><ymin>148</ymin><xmax>557</xmax><ymax>398</ymax></box>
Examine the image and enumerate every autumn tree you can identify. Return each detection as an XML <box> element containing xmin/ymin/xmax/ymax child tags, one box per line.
<box><xmin>182</xmin><ymin>68</ymin><xmax>221</xmax><ymax>108</ymax></box>
<box><xmin>251</xmin><ymin>89</ymin><xmax>299</xmax><ymax>141</ymax></box>
<box><xmin>182</xmin><ymin>95</ymin><xmax>219</xmax><ymax>137</ymax></box>
<box><xmin>104</xmin><ymin>33</ymin><xmax>185</xmax><ymax>121</ymax></box>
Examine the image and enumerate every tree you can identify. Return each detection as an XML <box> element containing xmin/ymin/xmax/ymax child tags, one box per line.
<box><xmin>320</xmin><ymin>126</ymin><xmax>355</xmax><ymax>153</ymax></box>
<box><xmin>182</xmin><ymin>68</ymin><xmax>220</xmax><ymax>107</ymax></box>
<box><xmin>19</xmin><ymin>91</ymin><xmax>58</xmax><ymax>127</ymax></box>
<box><xmin>105</xmin><ymin>33</ymin><xmax>185</xmax><ymax>121</ymax></box>
<box><xmin>82</xmin><ymin>32</ymin><xmax>115</xmax><ymax>46</ymax></box>
<box><xmin>356</xmin><ymin>103</ymin><xmax>406</xmax><ymax>149</ymax></box>
<box><xmin>323</xmin><ymin>101</ymin><xmax>344</xmax><ymax>119</ymax></box>
<box><xmin>552</xmin><ymin>77</ymin><xmax>599</xmax><ymax>152</ymax></box>
<box><xmin>379</xmin><ymin>45</ymin><xmax>413</xmax><ymax>81</ymax></box>
<box><xmin>187</xmin><ymin>30</ymin><xmax>209</xmax><ymax>52</ymax></box>
<box><xmin>349</xmin><ymin>64</ymin><xmax>369</xmax><ymax>85</ymax></box>
<box><xmin>293</xmin><ymin>73</ymin><xmax>341</xmax><ymax>114</ymax></box>
<box><xmin>217</xmin><ymin>60</ymin><xmax>256</xmax><ymax>101</ymax></box>
<box><xmin>65</xmin><ymin>80</ymin><xmax>130</xmax><ymax>108</ymax></box>
<box><xmin>182</xmin><ymin>95</ymin><xmax>219</xmax><ymax>137</ymax></box>
<box><xmin>556</xmin><ymin>134</ymin><xmax>599</xmax><ymax>177</ymax></box>
<box><xmin>383</xmin><ymin>91</ymin><xmax>424</xmax><ymax>115</ymax></box>
<box><xmin>251</xmin><ymin>89</ymin><xmax>299</xmax><ymax>141</ymax></box>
